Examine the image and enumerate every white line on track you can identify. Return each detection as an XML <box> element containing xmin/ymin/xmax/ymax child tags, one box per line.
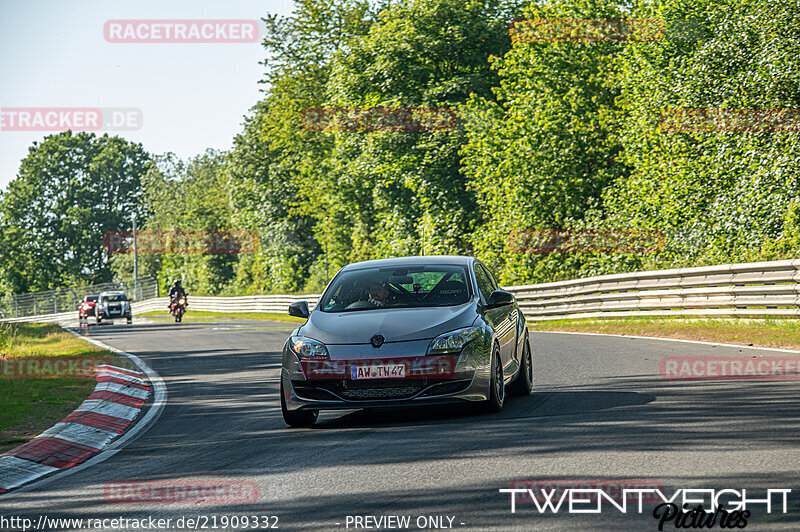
<box><xmin>531</xmin><ymin>329</ymin><xmax>800</xmax><ymax>354</ymax></box>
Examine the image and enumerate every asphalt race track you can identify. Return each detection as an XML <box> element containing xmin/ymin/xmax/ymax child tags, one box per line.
<box><xmin>2</xmin><ymin>321</ymin><xmax>800</xmax><ymax>531</ymax></box>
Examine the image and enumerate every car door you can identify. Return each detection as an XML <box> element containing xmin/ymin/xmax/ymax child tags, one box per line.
<box><xmin>474</xmin><ymin>263</ymin><xmax>517</xmax><ymax>375</ymax></box>
<box><xmin>483</xmin><ymin>264</ymin><xmax>520</xmax><ymax>375</ymax></box>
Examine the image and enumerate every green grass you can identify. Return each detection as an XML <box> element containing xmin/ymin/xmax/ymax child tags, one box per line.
<box><xmin>1</xmin><ymin>322</ymin><xmax>117</xmax><ymax>358</ymax></box>
<box><xmin>137</xmin><ymin>310</ymin><xmax>306</xmax><ymax>323</ymax></box>
<box><xmin>529</xmin><ymin>316</ymin><xmax>800</xmax><ymax>350</ymax></box>
<box><xmin>0</xmin><ymin>322</ymin><xmax>127</xmax><ymax>453</ymax></box>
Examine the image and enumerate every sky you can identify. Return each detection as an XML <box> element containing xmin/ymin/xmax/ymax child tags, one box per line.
<box><xmin>0</xmin><ymin>0</ymin><xmax>295</xmax><ymax>191</ymax></box>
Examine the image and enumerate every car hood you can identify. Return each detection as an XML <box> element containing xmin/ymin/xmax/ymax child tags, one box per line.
<box><xmin>298</xmin><ymin>302</ymin><xmax>479</xmax><ymax>344</ymax></box>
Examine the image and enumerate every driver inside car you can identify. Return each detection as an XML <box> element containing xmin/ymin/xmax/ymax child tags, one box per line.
<box><xmin>368</xmin><ymin>281</ymin><xmax>392</xmax><ymax>307</ymax></box>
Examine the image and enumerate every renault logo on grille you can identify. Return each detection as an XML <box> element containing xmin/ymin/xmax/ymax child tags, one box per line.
<box><xmin>370</xmin><ymin>334</ymin><xmax>385</xmax><ymax>348</ymax></box>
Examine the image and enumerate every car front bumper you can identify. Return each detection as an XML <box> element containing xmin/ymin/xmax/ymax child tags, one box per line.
<box><xmin>281</xmin><ymin>338</ymin><xmax>492</xmax><ymax>412</ymax></box>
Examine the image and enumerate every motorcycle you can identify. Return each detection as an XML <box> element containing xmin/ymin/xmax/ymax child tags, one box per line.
<box><xmin>169</xmin><ymin>296</ymin><xmax>187</xmax><ymax>322</ymax></box>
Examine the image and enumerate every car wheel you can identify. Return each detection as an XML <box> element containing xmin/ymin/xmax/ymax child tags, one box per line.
<box><xmin>95</xmin><ymin>315</ymin><xmax>101</xmax><ymax>325</ymax></box>
<box><xmin>509</xmin><ymin>332</ymin><xmax>533</xmax><ymax>396</ymax></box>
<box><xmin>280</xmin><ymin>379</ymin><xmax>318</xmax><ymax>427</ymax></box>
<box><xmin>484</xmin><ymin>346</ymin><xmax>504</xmax><ymax>412</ymax></box>
<box><xmin>127</xmin><ymin>319</ymin><xmax>132</xmax><ymax>325</ymax></box>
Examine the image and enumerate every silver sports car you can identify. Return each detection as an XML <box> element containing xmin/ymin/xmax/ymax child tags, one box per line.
<box><xmin>280</xmin><ymin>255</ymin><xmax>532</xmax><ymax>427</ymax></box>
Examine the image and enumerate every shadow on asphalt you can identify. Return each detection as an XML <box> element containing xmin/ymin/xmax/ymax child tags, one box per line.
<box><xmin>6</xmin><ymin>325</ymin><xmax>800</xmax><ymax>532</ymax></box>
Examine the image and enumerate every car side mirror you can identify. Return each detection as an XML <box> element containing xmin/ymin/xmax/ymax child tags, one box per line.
<box><xmin>288</xmin><ymin>301</ymin><xmax>310</xmax><ymax>319</ymax></box>
<box><xmin>486</xmin><ymin>289</ymin><xmax>514</xmax><ymax>310</ymax></box>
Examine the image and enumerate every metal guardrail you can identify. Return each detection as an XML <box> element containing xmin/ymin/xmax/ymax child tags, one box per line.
<box><xmin>7</xmin><ymin>259</ymin><xmax>800</xmax><ymax>324</ymax></box>
<box><xmin>0</xmin><ymin>294</ymin><xmax>321</xmax><ymax>324</ymax></box>
<box><xmin>0</xmin><ymin>276</ymin><xmax>158</xmax><ymax>320</ymax></box>
<box><xmin>504</xmin><ymin>259</ymin><xmax>800</xmax><ymax>321</ymax></box>
<box><xmin>131</xmin><ymin>295</ymin><xmax>320</xmax><ymax>315</ymax></box>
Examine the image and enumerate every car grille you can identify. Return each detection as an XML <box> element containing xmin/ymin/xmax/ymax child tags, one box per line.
<box><xmin>293</xmin><ymin>378</ymin><xmax>470</xmax><ymax>402</ymax></box>
<box><xmin>341</xmin><ymin>385</ymin><xmax>423</xmax><ymax>400</ymax></box>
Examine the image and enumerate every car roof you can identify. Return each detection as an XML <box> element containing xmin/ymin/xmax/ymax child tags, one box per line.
<box><xmin>341</xmin><ymin>255</ymin><xmax>475</xmax><ymax>272</ymax></box>
<box><xmin>99</xmin><ymin>291</ymin><xmax>126</xmax><ymax>296</ymax></box>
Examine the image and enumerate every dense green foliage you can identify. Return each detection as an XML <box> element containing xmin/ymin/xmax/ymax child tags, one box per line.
<box><xmin>0</xmin><ymin>132</ymin><xmax>150</xmax><ymax>293</ymax></box>
<box><xmin>2</xmin><ymin>0</ymin><xmax>800</xmax><ymax>296</ymax></box>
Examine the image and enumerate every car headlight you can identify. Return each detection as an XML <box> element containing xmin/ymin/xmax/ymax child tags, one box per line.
<box><xmin>290</xmin><ymin>336</ymin><xmax>329</xmax><ymax>360</ymax></box>
<box><xmin>427</xmin><ymin>326</ymin><xmax>482</xmax><ymax>354</ymax></box>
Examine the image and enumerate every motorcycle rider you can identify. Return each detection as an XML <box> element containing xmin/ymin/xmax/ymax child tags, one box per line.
<box><xmin>168</xmin><ymin>279</ymin><xmax>187</xmax><ymax>310</ymax></box>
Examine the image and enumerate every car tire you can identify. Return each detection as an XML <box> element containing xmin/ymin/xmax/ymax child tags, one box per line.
<box><xmin>127</xmin><ymin>319</ymin><xmax>132</xmax><ymax>325</ymax></box>
<box><xmin>95</xmin><ymin>315</ymin><xmax>101</xmax><ymax>325</ymax></box>
<box><xmin>483</xmin><ymin>346</ymin><xmax>504</xmax><ymax>412</ymax></box>
<box><xmin>280</xmin><ymin>379</ymin><xmax>318</xmax><ymax>427</ymax></box>
<box><xmin>508</xmin><ymin>332</ymin><xmax>533</xmax><ymax>396</ymax></box>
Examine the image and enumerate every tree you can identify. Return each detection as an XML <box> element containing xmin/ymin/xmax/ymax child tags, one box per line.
<box><xmin>226</xmin><ymin>0</ymin><xmax>379</xmax><ymax>291</ymax></box>
<box><xmin>461</xmin><ymin>0</ymin><xmax>629</xmax><ymax>284</ymax></box>
<box><xmin>307</xmin><ymin>0</ymin><xmax>515</xmax><ymax>266</ymax></box>
<box><xmin>0</xmin><ymin>131</ymin><xmax>150</xmax><ymax>293</ymax></box>
<box><xmin>111</xmin><ymin>150</ymin><xmax>237</xmax><ymax>295</ymax></box>
<box><xmin>606</xmin><ymin>0</ymin><xmax>800</xmax><ymax>268</ymax></box>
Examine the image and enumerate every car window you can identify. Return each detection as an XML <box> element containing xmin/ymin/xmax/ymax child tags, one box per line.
<box><xmin>480</xmin><ymin>264</ymin><xmax>499</xmax><ymax>290</ymax></box>
<box><xmin>103</xmin><ymin>294</ymin><xmax>128</xmax><ymax>302</ymax></box>
<box><xmin>319</xmin><ymin>265</ymin><xmax>471</xmax><ymax>312</ymax></box>
<box><xmin>474</xmin><ymin>264</ymin><xmax>495</xmax><ymax>302</ymax></box>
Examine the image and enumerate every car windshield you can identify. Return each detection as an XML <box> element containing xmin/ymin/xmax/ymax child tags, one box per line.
<box><xmin>319</xmin><ymin>264</ymin><xmax>471</xmax><ymax>312</ymax></box>
<box><xmin>86</xmin><ymin>296</ymin><xmax>97</xmax><ymax>302</ymax></box>
<box><xmin>104</xmin><ymin>294</ymin><xmax>128</xmax><ymax>302</ymax></box>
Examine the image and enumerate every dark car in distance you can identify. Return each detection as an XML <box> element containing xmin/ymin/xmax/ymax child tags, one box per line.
<box><xmin>280</xmin><ymin>256</ymin><xmax>532</xmax><ymax>427</ymax></box>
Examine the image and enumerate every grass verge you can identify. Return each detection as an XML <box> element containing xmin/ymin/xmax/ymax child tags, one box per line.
<box><xmin>0</xmin><ymin>322</ymin><xmax>129</xmax><ymax>453</ymax></box>
<box><xmin>137</xmin><ymin>310</ymin><xmax>306</xmax><ymax>323</ymax></box>
<box><xmin>529</xmin><ymin>317</ymin><xmax>800</xmax><ymax>350</ymax></box>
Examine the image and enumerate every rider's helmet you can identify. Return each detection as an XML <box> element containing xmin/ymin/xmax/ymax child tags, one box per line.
<box><xmin>173</xmin><ymin>279</ymin><xmax>182</xmax><ymax>287</ymax></box>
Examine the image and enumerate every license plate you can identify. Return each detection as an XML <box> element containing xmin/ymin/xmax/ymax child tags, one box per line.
<box><xmin>351</xmin><ymin>364</ymin><xmax>406</xmax><ymax>380</ymax></box>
